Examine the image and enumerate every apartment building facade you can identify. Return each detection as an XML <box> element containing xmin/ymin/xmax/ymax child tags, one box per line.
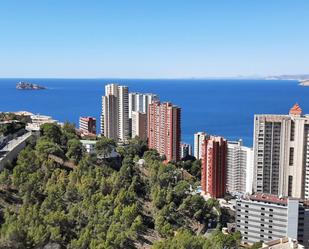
<box><xmin>148</xmin><ymin>101</ymin><xmax>181</xmax><ymax>162</ymax></box>
<box><xmin>226</xmin><ymin>139</ymin><xmax>253</xmax><ymax>195</ymax></box>
<box><xmin>253</xmin><ymin>104</ymin><xmax>309</xmax><ymax>199</ymax></box>
<box><xmin>201</xmin><ymin>135</ymin><xmax>227</xmax><ymax>198</ymax></box>
<box><xmin>101</xmin><ymin>84</ymin><xmax>129</xmax><ymax>143</ymax></box>
<box><xmin>194</xmin><ymin>131</ymin><xmax>207</xmax><ymax>160</ymax></box>
<box><xmin>236</xmin><ymin>194</ymin><xmax>309</xmax><ymax>248</ymax></box>
<box><xmin>131</xmin><ymin>111</ymin><xmax>147</xmax><ymax>140</ymax></box>
<box><xmin>79</xmin><ymin>116</ymin><xmax>96</xmax><ymax>135</ymax></box>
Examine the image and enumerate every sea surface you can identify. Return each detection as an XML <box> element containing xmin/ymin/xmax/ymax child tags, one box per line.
<box><xmin>0</xmin><ymin>78</ymin><xmax>307</xmax><ymax>147</ymax></box>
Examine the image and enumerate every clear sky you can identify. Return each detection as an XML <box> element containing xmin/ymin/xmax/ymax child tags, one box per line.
<box><xmin>0</xmin><ymin>0</ymin><xmax>308</xmax><ymax>78</ymax></box>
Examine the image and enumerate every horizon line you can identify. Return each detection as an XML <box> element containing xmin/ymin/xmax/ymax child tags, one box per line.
<box><xmin>0</xmin><ymin>75</ymin><xmax>269</xmax><ymax>80</ymax></box>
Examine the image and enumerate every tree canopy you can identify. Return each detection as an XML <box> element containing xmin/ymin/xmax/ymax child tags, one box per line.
<box><xmin>0</xmin><ymin>123</ymin><xmax>240</xmax><ymax>249</ymax></box>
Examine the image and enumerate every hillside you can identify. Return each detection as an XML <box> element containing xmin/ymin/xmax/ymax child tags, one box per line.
<box><xmin>0</xmin><ymin>123</ymin><xmax>241</xmax><ymax>249</ymax></box>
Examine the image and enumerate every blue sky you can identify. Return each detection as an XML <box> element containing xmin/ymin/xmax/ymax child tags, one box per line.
<box><xmin>0</xmin><ymin>0</ymin><xmax>308</xmax><ymax>78</ymax></box>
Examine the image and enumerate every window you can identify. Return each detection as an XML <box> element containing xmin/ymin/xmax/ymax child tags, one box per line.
<box><xmin>290</xmin><ymin>121</ymin><xmax>295</xmax><ymax>141</ymax></box>
<box><xmin>288</xmin><ymin>175</ymin><xmax>293</xmax><ymax>197</ymax></box>
<box><xmin>289</xmin><ymin>147</ymin><xmax>294</xmax><ymax>166</ymax></box>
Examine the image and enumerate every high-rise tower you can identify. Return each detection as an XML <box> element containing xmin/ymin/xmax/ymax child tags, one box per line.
<box><xmin>101</xmin><ymin>84</ymin><xmax>129</xmax><ymax>143</ymax></box>
<box><xmin>253</xmin><ymin>103</ymin><xmax>309</xmax><ymax>199</ymax></box>
<box><xmin>148</xmin><ymin>101</ymin><xmax>181</xmax><ymax>162</ymax></box>
<box><xmin>201</xmin><ymin>135</ymin><xmax>227</xmax><ymax>198</ymax></box>
<box><xmin>194</xmin><ymin>132</ymin><xmax>207</xmax><ymax>160</ymax></box>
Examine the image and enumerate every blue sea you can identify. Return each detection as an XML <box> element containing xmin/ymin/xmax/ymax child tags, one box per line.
<box><xmin>0</xmin><ymin>78</ymin><xmax>307</xmax><ymax>147</ymax></box>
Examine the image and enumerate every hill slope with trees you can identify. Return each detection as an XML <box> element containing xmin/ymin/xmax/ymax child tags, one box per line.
<box><xmin>0</xmin><ymin>123</ymin><xmax>242</xmax><ymax>249</ymax></box>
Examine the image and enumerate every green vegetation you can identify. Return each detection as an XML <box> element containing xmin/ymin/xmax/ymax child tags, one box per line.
<box><xmin>153</xmin><ymin>229</ymin><xmax>241</xmax><ymax>249</ymax></box>
<box><xmin>0</xmin><ymin>113</ymin><xmax>30</xmax><ymax>124</ymax></box>
<box><xmin>0</xmin><ymin>123</ymin><xmax>241</xmax><ymax>248</ymax></box>
<box><xmin>250</xmin><ymin>242</ymin><xmax>263</xmax><ymax>249</ymax></box>
<box><xmin>0</xmin><ymin>113</ymin><xmax>30</xmax><ymax>136</ymax></box>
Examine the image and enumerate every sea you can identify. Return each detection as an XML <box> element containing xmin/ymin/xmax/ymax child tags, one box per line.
<box><xmin>0</xmin><ymin>78</ymin><xmax>308</xmax><ymax>147</ymax></box>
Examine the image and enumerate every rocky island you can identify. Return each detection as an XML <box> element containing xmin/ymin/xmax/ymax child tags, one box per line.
<box><xmin>16</xmin><ymin>82</ymin><xmax>47</xmax><ymax>90</ymax></box>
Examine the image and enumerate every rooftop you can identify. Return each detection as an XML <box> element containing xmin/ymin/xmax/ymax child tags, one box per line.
<box><xmin>80</xmin><ymin>116</ymin><xmax>96</xmax><ymax>120</ymax></box>
<box><xmin>289</xmin><ymin>103</ymin><xmax>302</xmax><ymax>116</ymax></box>
<box><xmin>261</xmin><ymin>237</ymin><xmax>304</xmax><ymax>249</ymax></box>
<box><xmin>249</xmin><ymin>193</ymin><xmax>288</xmax><ymax>205</ymax></box>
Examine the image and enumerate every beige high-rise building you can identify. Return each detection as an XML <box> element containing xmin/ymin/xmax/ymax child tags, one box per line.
<box><xmin>194</xmin><ymin>132</ymin><xmax>207</xmax><ymax>160</ymax></box>
<box><xmin>253</xmin><ymin>103</ymin><xmax>309</xmax><ymax>199</ymax></box>
<box><xmin>131</xmin><ymin>111</ymin><xmax>147</xmax><ymax>140</ymax></box>
<box><xmin>101</xmin><ymin>84</ymin><xmax>129</xmax><ymax>143</ymax></box>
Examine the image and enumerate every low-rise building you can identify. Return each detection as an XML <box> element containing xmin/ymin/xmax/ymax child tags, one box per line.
<box><xmin>79</xmin><ymin>117</ymin><xmax>96</xmax><ymax>135</ymax></box>
<box><xmin>0</xmin><ymin>131</ymin><xmax>33</xmax><ymax>170</ymax></box>
<box><xmin>236</xmin><ymin>194</ymin><xmax>309</xmax><ymax>248</ymax></box>
<box><xmin>80</xmin><ymin>140</ymin><xmax>97</xmax><ymax>154</ymax></box>
<box><xmin>261</xmin><ymin>237</ymin><xmax>304</xmax><ymax>249</ymax></box>
<box><xmin>26</xmin><ymin>114</ymin><xmax>57</xmax><ymax>131</ymax></box>
<box><xmin>80</xmin><ymin>139</ymin><xmax>120</xmax><ymax>158</ymax></box>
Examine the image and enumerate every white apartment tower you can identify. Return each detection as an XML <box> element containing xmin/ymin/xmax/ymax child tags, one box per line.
<box><xmin>101</xmin><ymin>84</ymin><xmax>129</xmax><ymax>143</ymax></box>
<box><xmin>253</xmin><ymin>103</ymin><xmax>309</xmax><ymax>199</ymax></box>
<box><xmin>194</xmin><ymin>132</ymin><xmax>207</xmax><ymax>160</ymax></box>
<box><xmin>129</xmin><ymin>92</ymin><xmax>159</xmax><ymax>138</ymax></box>
<box><xmin>129</xmin><ymin>92</ymin><xmax>159</xmax><ymax>118</ymax></box>
<box><xmin>226</xmin><ymin>139</ymin><xmax>254</xmax><ymax>195</ymax></box>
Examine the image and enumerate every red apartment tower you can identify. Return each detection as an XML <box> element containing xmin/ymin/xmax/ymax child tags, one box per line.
<box><xmin>148</xmin><ymin>102</ymin><xmax>181</xmax><ymax>162</ymax></box>
<box><xmin>201</xmin><ymin>135</ymin><xmax>227</xmax><ymax>198</ymax></box>
<box><xmin>79</xmin><ymin>117</ymin><xmax>96</xmax><ymax>135</ymax></box>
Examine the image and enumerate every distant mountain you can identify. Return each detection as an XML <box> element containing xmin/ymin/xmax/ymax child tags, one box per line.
<box><xmin>265</xmin><ymin>74</ymin><xmax>309</xmax><ymax>81</ymax></box>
